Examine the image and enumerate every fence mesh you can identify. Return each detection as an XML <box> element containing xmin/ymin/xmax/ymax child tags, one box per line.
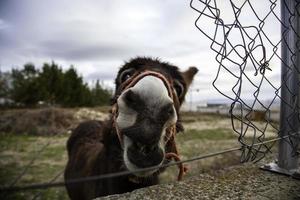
<box><xmin>1</xmin><ymin>0</ymin><xmax>300</xmax><ymax>198</ymax></box>
<box><xmin>190</xmin><ymin>0</ymin><xmax>300</xmax><ymax>162</ymax></box>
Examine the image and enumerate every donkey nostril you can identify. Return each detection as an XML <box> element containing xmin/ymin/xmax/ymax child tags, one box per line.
<box><xmin>133</xmin><ymin>142</ymin><xmax>159</xmax><ymax>155</ymax></box>
<box><xmin>150</xmin><ymin>145</ymin><xmax>158</xmax><ymax>152</ymax></box>
<box><xmin>142</xmin><ymin>146</ymin><xmax>150</xmax><ymax>155</ymax></box>
<box><xmin>143</xmin><ymin>145</ymin><xmax>158</xmax><ymax>155</ymax></box>
<box><xmin>124</xmin><ymin>89</ymin><xmax>137</xmax><ymax>104</ymax></box>
<box><xmin>133</xmin><ymin>142</ymin><xmax>146</xmax><ymax>151</ymax></box>
<box><xmin>135</xmin><ymin>142</ymin><xmax>143</xmax><ymax>149</ymax></box>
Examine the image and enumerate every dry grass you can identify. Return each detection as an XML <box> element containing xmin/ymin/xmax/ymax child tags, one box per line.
<box><xmin>0</xmin><ymin>108</ymin><xmax>277</xmax><ymax>199</ymax></box>
<box><xmin>0</xmin><ymin>107</ymin><xmax>110</xmax><ymax>136</ymax></box>
<box><xmin>0</xmin><ymin>129</ymin><xmax>241</xmax><ymax>199</ymax></box>
<box><xmin>0</xmin><ymin>133</ymin><xmax>68</xmax><ymax>199</ymax></box>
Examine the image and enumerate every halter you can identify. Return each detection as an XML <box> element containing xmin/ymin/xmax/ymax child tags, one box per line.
<box><xmin>111</xmin><ymin>70</ymin><xmax>188</xmax><ymax>181</ymax></box>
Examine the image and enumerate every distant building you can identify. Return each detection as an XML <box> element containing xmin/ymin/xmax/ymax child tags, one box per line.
<box><xmin>207</xmin><ymin>102</ymin><xmax>229</xmax><ymax>108</ymax></box>
<box><xmin>182</xmin><ymin>99</ymin><xmax>280</xmax><ymax>122</ymax></box>
<box><xmin>0</xmin><ymin>97</ymin><xmax>14</xmax><ymax>105</ymax></box>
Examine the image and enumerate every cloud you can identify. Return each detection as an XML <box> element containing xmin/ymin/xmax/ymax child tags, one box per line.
<box><xmin>0</xmin><ymin>0</ymin><xmax>282</xmax><ymax>102</ymax></box>
<box><xmin>0</xmin><ymin>19</ymin><xmax>10</xmax><ymax>30</ymax></box>
<box><xmin>86</xmin><ymin>71</ymin><xmax>115</xmax><ymax>82</ymax></box>
<box><xmin>39</xmin><ymin>39</ymin><xmax>138</xmax><ymax>61</ymax></box>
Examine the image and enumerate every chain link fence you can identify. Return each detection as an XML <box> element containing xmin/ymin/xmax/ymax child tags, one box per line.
<box><xmin>190</xmin><ymin>0</ymin><xmax>299</xmax><ymax>169</ymax></box>
<box><xmin>1</xmin><ymin>0</ymin><xmax>299</xmax><ymax>199</ymax></box>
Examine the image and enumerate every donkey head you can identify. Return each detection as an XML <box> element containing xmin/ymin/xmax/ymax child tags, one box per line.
<box><xmin>113</xmin><ymin>57</ymin><xmax>197</xmax><ymax>177</ymax></box>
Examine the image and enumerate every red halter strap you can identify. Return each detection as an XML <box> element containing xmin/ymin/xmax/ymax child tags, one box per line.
<box><xmin>111</xmin><ymin>70</ymin><xmax>187</xmax><ymax>181</ymax></box>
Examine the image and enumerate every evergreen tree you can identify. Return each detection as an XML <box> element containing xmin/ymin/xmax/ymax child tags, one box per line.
<box><xmin>38</xmin><ymin>62</ymin><xmax>64</xmax><ymax>105</ymax></box>
<box><xmin>60</xmin><ymin>67</ymin><xmax>93</xmax><ymax>107</ymax></box>
<box><xmin>10</xmin><ymin>63</ymin><xmax>40</xmax><ymax>106</ymax></box>
<box><xmin>7</xmin><ymin>61</ymin><xmax>112</xmax><ymax>107</ymax></box>
<box><xmin>92</xmin><ymin>80</ymin><xmax>111</xmax><ymax>106</ymax></box>
<box><xmin>0</xmin><ymin>70</ymin><xmax>10</xmax><ymax>99</ymax></box>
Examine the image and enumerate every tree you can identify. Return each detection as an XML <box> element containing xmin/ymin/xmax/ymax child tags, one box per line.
<box><xmin>91</xmin><ymin>80</ymin><xmax>111</xmax><ymax>106</ymax></box>
<box><xmin>38</xmin><ymin>62</ymin><xmax>64</xmax><ymax>105</ymax></box>
<box><xmin>10</xmin><ymin>63</ymin><xmax>40</xmax><ymax>106</ymax></box>
<box><xmin>60</xmin><ymin>67</ymin><xmax>93</xmax><ymax>107</ymax></box>
<box><xmin>0</xmin><ymin>70</ymin><xmax>10</xmax><ymax>99</ymax></box>
<box><xmin>7</xmin><ymin>61</ymin><xmax>112</xmax><ymax>108</ymax></box>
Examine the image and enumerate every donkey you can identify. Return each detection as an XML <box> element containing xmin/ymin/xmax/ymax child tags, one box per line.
<box><xmin>64</xmin><ymin>57</ymin><xmax>198</xmax><ymax>200</ymax></box>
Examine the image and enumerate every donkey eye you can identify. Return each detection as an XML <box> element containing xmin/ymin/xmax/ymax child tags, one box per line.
<box><xmin>173</xmin><ymin>81</ymin><xmax>184</xmax><ymax>98</ymax></box>
<box><xmin>120</xmin><ymin>68</ymin><xmax>135</xmax><ymax>83</ymax></box>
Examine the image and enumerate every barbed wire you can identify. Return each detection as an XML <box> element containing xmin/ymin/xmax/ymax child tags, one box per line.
<box><xmin>0</xmin><ymin>141</ymin><xmax>51</xmax><ymax>200</ymax></box>
<box><xmin>8</xmin><ymin>142</ymin><xmax>50</xmax><ymax>188</ymax></box>
<box><xmin>0</xmin><ymin>134</ymin><xmax>296</xmax><ymax>193</ymax></box>
<box><xmin>190</xmin><ymin>0</ymin><xmax>300</xmax><ymax>162</ymax></box>
<box><xmin>0</xmin><ymin>147</ymin><xmax>241</xmax><ymax>193</ymax></box>
<box><xmin>31</xmin><ymin>169</ymin><xmax>64</xmax><ymax>200</ymax></box>
<box><xmin>1</xmin><ymin>0</ymin><xmax>299</xmax><ymax>197</ymax></box>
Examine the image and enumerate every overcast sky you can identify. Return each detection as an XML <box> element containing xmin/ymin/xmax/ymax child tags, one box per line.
<box><xmin>0</xmin><ymin>0</ymin><xmax>282</xmax><ymax>103</ymax></box>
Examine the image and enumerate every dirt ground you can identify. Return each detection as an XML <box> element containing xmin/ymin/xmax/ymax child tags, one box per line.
<box><xmin>0</xmin><ymin>108</ymin><xmax>294</xmax><ymax>200</ymax></box>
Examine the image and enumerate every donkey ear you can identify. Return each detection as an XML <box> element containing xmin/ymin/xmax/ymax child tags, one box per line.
<box><xmin>181</xmin><ymin>66</ymin><xmax>198</xmax><ymax>88</ymax></box>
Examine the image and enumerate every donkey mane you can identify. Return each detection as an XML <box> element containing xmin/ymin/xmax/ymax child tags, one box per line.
<box><xmin>64</xmin><ymin>57</ymin><xmax>197</xmax><ymax>200</ymax></box>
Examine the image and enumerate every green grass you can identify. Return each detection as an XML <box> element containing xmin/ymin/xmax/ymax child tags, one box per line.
<box><xmin>0</xmin><ymin>128</ymin><xmax>241</xmax><ymax>199</ymax></box>
<box><xmin>0</xmin><ymin>133</ymin><xmax>69</xmax><ymax>200</ymax></box>
<box><xmin>180</xmin><ymin>112</ymin><xmax>228</xmax><ymax>123</ymax></box>
<box><xmin>176</xmin><ymin>128</ymin><xmax>239</xmax><ymax>159</ymax></box>
<box><xmin>177</xmin><ymin>128</ymin><xmax>237</xmax><ymax>142</ymax></box>
<box><xmin>160</xmin><ymin>128</ymin><xmax>241</xmax><ymax>183</ymax></box>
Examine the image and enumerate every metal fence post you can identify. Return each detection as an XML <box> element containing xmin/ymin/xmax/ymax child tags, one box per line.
<box><xmin>262</xmin><ymin>0</ymin><xmax>300</xmax><ymax>177</ymax></box>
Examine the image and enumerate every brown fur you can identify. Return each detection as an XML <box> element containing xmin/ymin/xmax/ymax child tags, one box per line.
<box><xmin>64</xmin><ymin>57</ymin><xmax>197</xmax><ymax>199</ymax></box>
